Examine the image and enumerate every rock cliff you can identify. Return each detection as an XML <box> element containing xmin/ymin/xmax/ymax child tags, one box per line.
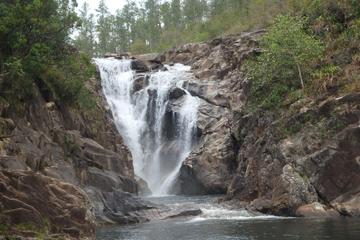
<box><xmin>0</xmin><ymin>73</ymin><xmax>147</xmax><ymax>238</ymax></box>
<box><xmin>157</xmin><ymin>31</ymin><xmax>360</xmax><ymax>217</ymax></box>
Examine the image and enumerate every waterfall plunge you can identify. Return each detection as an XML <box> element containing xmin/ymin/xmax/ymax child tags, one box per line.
<box><xmin>95</xmin><ymin>58</ymin><xmax>199</xmax><ymax>196</ymax></box>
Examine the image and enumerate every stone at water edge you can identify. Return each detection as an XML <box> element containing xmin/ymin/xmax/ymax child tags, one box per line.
<box><xmin>295</xmin><ymin>202</ymin><xmax>341</xmax><ymax>218</ymax></box>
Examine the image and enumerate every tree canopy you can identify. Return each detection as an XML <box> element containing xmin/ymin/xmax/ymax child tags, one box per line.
<box><xmin>74</xmin><ymin>0</ymin><xmax>289</xmax><ymax>56</ymax></box>
<box><xmin>0</xmin><ymin>0</ymin><xmax>95</xmax><ymax>112</ymax></box>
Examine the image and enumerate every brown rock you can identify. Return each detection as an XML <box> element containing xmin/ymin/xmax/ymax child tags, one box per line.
<box><xmin>331</xmin><ymin>187</ymin><xmax>360</xmax><ymax>217</ymax></box>
<box><xmin>295</xmin><ymin>202</ymin><xmax>340</xmax><ymax>218</ymax></box>
<box><xmin>0</xmin><ymin>170</ymin><xmax>95</xmax><ymax>239</ymax></box>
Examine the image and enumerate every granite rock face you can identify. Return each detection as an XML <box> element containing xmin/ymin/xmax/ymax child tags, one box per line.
<box><xmin>158</xmin><ymin>32</ymin><xmax>264</xmax><ymax>195</ymax></box>
<box><xmin>0</xmin><ymin>74</ymin><xmax>142</xmax><ymax>238</ymax></box>
<box><xmin>158</xmin><ymin>31</ymin><xmax>360</xmax><ymax>217</ymax></box>
<box><xmin>0</xmin><ymin>170</ymin><xmax>95</xmax><ymax>239</ymax></box>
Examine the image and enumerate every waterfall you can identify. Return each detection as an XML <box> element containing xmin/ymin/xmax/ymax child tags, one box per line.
<box><xmin>95</xmin><ymin>58</ymin><xmax>199</xmax><ymax>195</ymax></box>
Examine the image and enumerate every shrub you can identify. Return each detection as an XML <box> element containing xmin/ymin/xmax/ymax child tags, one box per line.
<box><xmin>245</xmin><ymin>15</ymin><xmax>324</xmax><ymax>109</ymax></box>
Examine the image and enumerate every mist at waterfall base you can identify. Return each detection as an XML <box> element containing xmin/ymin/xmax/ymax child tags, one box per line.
<box><xmin>95</xmin><ymin>58</ymin><xmax>199</xmax><ymax>196</ymax></box>
<box><xmin>97</xmin><ymin>196</ymin><xmax>360</xmax><ymax>240</ymax></box>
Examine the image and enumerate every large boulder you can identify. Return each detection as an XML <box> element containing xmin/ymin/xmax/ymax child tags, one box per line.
<box><xmin>295</xmin><ymin>202</ymin><xmax>340</xmax><ymax>218</ymax></box>
<box><xmin>226</xmin><ymin>93</ymin><xmax>360</xmax><ymax>216</ymax></box>
<box><xmin>0</xmin><ymin>170</ymin><xmax>95</xmax><ymax>239</ymax></box>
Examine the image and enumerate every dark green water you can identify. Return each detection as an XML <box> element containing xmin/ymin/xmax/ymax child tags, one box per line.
<box><xmin>97</xmin><ymin>196</ymin><xmax>360</xmax><ymax>240</ymax></box>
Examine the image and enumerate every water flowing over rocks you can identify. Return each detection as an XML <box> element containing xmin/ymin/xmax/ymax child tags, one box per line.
<box><xmin>95</xmin><ymin>59</ymin><xmax>199</xmax><ymax>196</ymax></box>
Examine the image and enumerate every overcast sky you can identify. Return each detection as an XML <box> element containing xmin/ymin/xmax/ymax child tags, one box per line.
<box><xmin>77</xmin><ymin>0</ymin><xmax>128</xmax><ymax>14</ymax></box>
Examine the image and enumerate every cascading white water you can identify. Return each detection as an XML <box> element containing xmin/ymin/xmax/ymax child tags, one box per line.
<box><xmin>95</xmin><ymin>58</ymin><xmax>199</xmax><ymax>195</ymax></box>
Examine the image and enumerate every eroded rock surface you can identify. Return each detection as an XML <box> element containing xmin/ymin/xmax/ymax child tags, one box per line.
<box><xmin>158</xmin><ymin>31</ymin><xmax>360</xmax><ymax>217</ymax></box>
<box><xmin>158</xmin><ymin>32</ymin><xmax>264</xmax><ymax>195</ymax></box>
<box><xmin>0</xmin><ymin>170</ymin><xmax>95</xmax><ymax>239</ymax></box>
<box><xmin>0</xmin><ymin>74</ymin><xmax>142</xmax><ymax>238</ymax></box>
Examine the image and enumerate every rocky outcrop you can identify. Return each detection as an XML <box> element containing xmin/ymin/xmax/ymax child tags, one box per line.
<box><xmin>158</xmin><ymin>31</ymin><xmax>264</xmax><ymax>195</ymax></box>
<box><xmin>158</xmin><ymin>31</ymin><xmax>360</xmax><ymax>217</ymax></box>
<box><xmin>226</xmin><ymin>94</ymin><xmax>360</xmax><ymax>216</ymax></box>
<box><xmin>295</xmin><ymin>202</ymin><xmax>340</xmax><ymax>218</ymax></box>
<box><xmin>0</xmin><ymin>73</ymin><xmax>141</xmax><ymax>237</ymax></box>
<box><xmin>0</xmin><ymin>170</ymin><xmax>95</xmax><ymax>239</ymax></box>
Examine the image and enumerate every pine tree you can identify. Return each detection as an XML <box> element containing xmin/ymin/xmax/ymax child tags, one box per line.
<box><xmin>96</xmin><ymin>0</ymin><xmax>111</xmax><ymax>55</ymax></box>
<box><xmin>170</xmin><ymin>0</ymin><xmax>182</xmax><ymax>29</ymax></box>
<box><xmin>144</xmin><ymin>0</ymin><xmax>161</xmax><ymax>50</ymax></box>
<box><xmin>74</xmin><ymin>2</ymin><xmax>95</xmax><ymax>57</ymax></box>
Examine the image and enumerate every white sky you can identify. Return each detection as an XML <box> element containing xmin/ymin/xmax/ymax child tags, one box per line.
<box><xmin>76</xmin><ymin>0</ymin><xmax>128</xmax><ymax>14</ymax></box>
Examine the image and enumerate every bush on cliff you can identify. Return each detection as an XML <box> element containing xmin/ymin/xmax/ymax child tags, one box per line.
<box><xmin>300</xmin><ymin>0</ymin><xmax>360</xmax><ymax>94</ymax></box>
<box><xmin>0</xmin><ymin>0</ymin><xmax>95</xmax><ymax>113</ymax></box>
<box><xmin>245</xmin><ymin>15</ymin><xmax>324</xmax><ymax>109</ymax></box>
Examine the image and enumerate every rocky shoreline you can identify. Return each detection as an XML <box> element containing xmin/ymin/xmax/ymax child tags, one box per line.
<box><xmin>1</xmin><ymin>31</ymin><xmax>359</xmax><ymax>239</ymax></box>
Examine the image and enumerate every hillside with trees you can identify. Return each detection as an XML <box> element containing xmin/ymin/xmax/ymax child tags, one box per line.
<box><xmin>75</xmin><ymin>0</ymin><xmax>359</xmax><ymax>97</ymax></box>
<box><xmin>74</xmin><ymin>0</ymin><xmax>296</xmax><ymax>55</ymax></box>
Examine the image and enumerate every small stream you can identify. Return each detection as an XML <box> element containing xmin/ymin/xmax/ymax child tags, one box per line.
<box><xmin>96</xmin><ymin>196</ymin><xmax>360</xmax><ymax>240</ymax></box>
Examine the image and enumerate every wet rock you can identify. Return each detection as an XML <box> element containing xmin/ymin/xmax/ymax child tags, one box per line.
<box><xmin>104</xmin><ymin>53</ymin><xmax>130</xmax><ymax>59</ymax></box>
<box><xmin>331</xmin><ymin>187</ymin><xmax>360</xmax><ymax>217</ymax></box>
<box><xmin>135</xmin><ymin>176</ymin><xmax>152</xmax><ymax>196</ymax></box>
<box><xmin>92</xmin><ymin>189</ymin><xmax>160</xmax><ymax>225</ymax></box>
<box><xmin>0</xmin><ymin>68</ymin><xmax>136</xmax><ymax>236</ymax></box>
<box><xmin>132</xmin><ymin>74</ymin><xmax>150</xmax><ymax>93</ymax></box>
<box><xmin>176</xmin><ymin>99</ymin><xmax>235</xmax><ymax>195</ymax></box>
<box><xmin>169</xmin><ymin>87</ymin><xmax>186</xmax><ymax>100</ymax></box>
<box><xmin>225</xmin><ymin>93</ymin><xmax>360</xmax><ymax>216</ymax></box>
<box><xmin>131</xmin><ymin>59</ymin><xmax>149</xmax><ymax>73</ymax></box>
<box><xmin>166</xmin><ymin>209</ymin><xmax>202</xmax><ymax>219</ymax></box>
<box><xmin>248</xmin><ymin>198</ymin><xmax>273</xmax><ymax>213</ymax></box>
<box><xmin>157</xmin><ymin>32</ymin><xmax>264</xmax><ymax>195</ymax></box>
<box><xmin>295</xmin><ymin>202</ymin><xmax>340</xmax><ymax>218</ymax></box>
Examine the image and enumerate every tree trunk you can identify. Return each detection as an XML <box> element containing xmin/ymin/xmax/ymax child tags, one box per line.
<box><xmin>296</xmin><ymin>63</ymin><xmax>304</xmax><ymax>89</ymax></box>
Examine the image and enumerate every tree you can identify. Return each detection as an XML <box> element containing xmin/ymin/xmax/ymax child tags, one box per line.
<box><xmin>245</xmin><ymin>15</ymin><xmax>324</xmax><ymax>107</ymax></box>
<box><xmin>113</xmin><ymin>9</ymin><xmax>130</xmax><ymax>53</ymax></box>
<box><xmin>122</xmin><ymin>1</ymin><xmax>139</xmax><ymax>45</ymax></box>
<box><xmin>0</xmin><ymin>0</ymin><xmax>94</xmax><ymax>110</ymax></box>
<box><xmin>96</xmin><ymin>0</ymin><xmax>112</xmax><ymax>55</ymax></box>
<box><xmin>160</xmin><ymin>2</ymin><xmax>172</xmax><ymax>31</ymax></box>
<box><xmin>183</xmin><ymin>0</ymin><xmax>207</xmax><ymax>27</ymax></box>
<box><xmin>144</xmin><ymin>0</ymin><xmax>161</xmax><ymax>50</ymax></box>
<box><xmin>74</xmin><ymin>2</ymin><xmax>95</xmax><ymax>57</ymax></box>
<box><xmin>170</xmin><ymin>0</ymin><xmax>182</xmax><ymax>29</ymax></box>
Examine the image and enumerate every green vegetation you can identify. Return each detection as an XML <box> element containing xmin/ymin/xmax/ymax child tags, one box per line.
<box><xmin>0</xmin><ymin>0</ymin><xmax>359</xmax><ymax>117</ymax></box>
<box><xmin>73</xmin><ymin>0</ymin><xmax>358</xmax><ymax>107</ymax></box>
<box><xmin>74</xmin><ymin>0</ymin><xmax>294</xmax><ymax>56</ymax></box>
<box><xmin>0</xmin><ymin>222</ymin><xmax>50</xmax><ymax>240</ymax></box>
<box><xmin>244</xmin><ymin>0</ymin><xmax>360</xmax><ymax>110</ymax></box>
<box><xmin>0</xmin><ymin>0</ymin><xmax>95</xmax><ymax>114</ymax></box>
<box><xmin>245</xmin><ymin>15</ymin><xmax>324</xmax><ymax>109</ymax></box>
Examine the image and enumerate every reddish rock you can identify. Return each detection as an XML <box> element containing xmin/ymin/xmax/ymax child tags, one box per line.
<box><xmin>295</xmin><ymin>202</ymin><xmax>340</xmax><ymax>218</ymax></box>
